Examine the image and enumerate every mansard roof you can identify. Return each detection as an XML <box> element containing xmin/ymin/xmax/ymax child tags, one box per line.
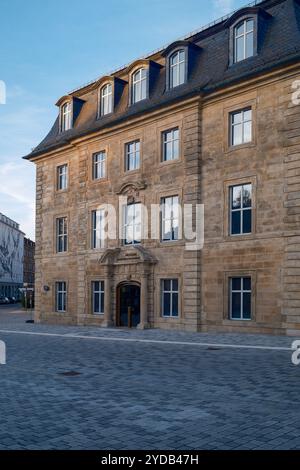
<box><xmin>24</xmin><ymin>0</ymin><xmax>300</xmax><ymax>161</ymax></box>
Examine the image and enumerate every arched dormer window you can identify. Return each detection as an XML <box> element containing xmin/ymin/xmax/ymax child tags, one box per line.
<box><xmin>169</xmin><ymin>50</ymin><xmax>186</xmax><ymax>89</ymax></box>
<box><xmin>99</xmin><ymin>83</ymin><xmax>113</xmax><ymax>116</ymax></box>
<box><xmin>61</xmin><ymin>101</ymin><xmax>72</xmax><ymax>132</ymax></box>
<box><xmin>131</xmin><ymin>68</ymin><xmax>147</xmax><ymax>104</ymax></box>
<box><xmin>234</xmin><ymin>18</ymin><xmax>254</xmax><ymax>63</ymax></box>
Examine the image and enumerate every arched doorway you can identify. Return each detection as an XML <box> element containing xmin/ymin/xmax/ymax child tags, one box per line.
<box><xmin>117</xmin><ymin>283</ymin><xmax>141</xmax><ymax>328</ymax></box>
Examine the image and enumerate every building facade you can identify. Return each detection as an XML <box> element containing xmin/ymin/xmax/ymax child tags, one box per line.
<box><xmin>25</xmin><ymin>0</ymin><xmax>300</xmax><ymax>334</ymax></box>
<box><xmin>23</xmin><ymin>237</ymin><xmax>35</xmax><ymax>288</ymax></box>
<box><xmin>0</xmin><ymin>213</ymin><xmax>24</xmax><ymax>299</ymax></box>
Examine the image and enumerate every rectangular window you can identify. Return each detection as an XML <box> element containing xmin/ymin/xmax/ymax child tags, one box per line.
<box><xmin>91</xmin><ymin>209</ymin><xmax>105</xmax><ymax>249</ymax></box>
<box><xmin>162</xmin><ymin>128</ymin><xmax>179</xmax><ymax>162</ymax></box>
<box><xmin>125</xmin><ymin>140</ymin><xmax>140</xmax><ymax>172</ymax></box>
<box><xmin>123</xmin><ymin>203</ymin><xmax>142</xmax><ymax>245</ymax></box>
<box><xmin>56</xmin><ymin>282</ymin><xmax>67</xmax><ymax>313</ymax></box>
<box><xmin>161</xmin><ymin>279</ymin><xmax>179</xmax><ymax>317</ymax></box>
<box><xmin>56</xmin><ymin>217</ymin><xmax>68</xmax><ymax>253</ymax></box>
<box><xmin>230</xmin><ymin>108</ymin><xmax>252</xmax><ymax>146</ymax></box>
<box><xmin>92</xmin><ymin>281</ymin><xmax>105</xmax><ymax>315</ymax></box>
<box><xmin>57</xmin><ymin>164</ymin><xmax>68</xmax><ymax>191</ymax></box>
<box><xmin>161</xmin><ymin>196</ymin><xmax>179</xmax><ymax>241</ymax></box>
<box><xmin>230</xmin><ymin>184</ymin><xmax>252</xmax><ymax>235</ymax></box>
<box><xmin>92</xmin><ymin>151</ymin><xmax>106</xmax><ymax>180</ymax></box>
<box><xmin>230</xmin><ymin>277</ymin><xmax>252</xmax><ymax>320</ymax></box>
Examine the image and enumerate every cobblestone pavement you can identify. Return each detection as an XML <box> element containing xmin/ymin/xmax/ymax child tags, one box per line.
<box><xmin>0</xmin><ymin>305</ymin><xmax>299</xmax><ymax>450</ymax></box>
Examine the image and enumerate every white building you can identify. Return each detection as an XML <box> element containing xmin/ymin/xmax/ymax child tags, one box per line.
<box><xmin>0</xmin><ymin>213</ymin><xmax>24</xmax><ymax>298</ymax></box>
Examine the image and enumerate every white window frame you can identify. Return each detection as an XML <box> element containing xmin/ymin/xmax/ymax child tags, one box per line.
<box><xmin>132</xmin><ymin>68</ymin><xmax>147</xmax><ymax>104</ymax></box>
<box><xmin>123</xmin><ymin>203</ymin><xmax>142</xmax><ymax>246</ymax></box>
<box><xmin>92</xmin><ymin>281</ymin><xmax>105</xmax><ymax>315</ymax></box>
<box><xmin>91</xmin><ymin>209</ymin><xmax>106</xmax><ymax>249</ymax></box>
<box><xmin>170</xmin><ymin>50</ymin><xmax>186</xmax><ymax>89</ymax></box>
<box><xmin>92</xmin><ymin>151</ymin><xmax>106</xmax><ymax>180</ymax></box>
<box><xmin>100</xmin><ymin>83</ymin><xmax>113</xmax><ymax>117</ymax></box>
<box><xmin>230</xmin><ymin>108</ymin><xmax>252</xmax><ymax>146</ymax></box>
<box><xmin>61</xmin><ymin>102</ymin><xmax>72</xmax><ymax>132</ymax></box>
<box><xmin>162</xmin><ymin>128</ymin><xmax>180</xmax><ymax>162</ymax></box>
<box><xmin>161</xmin><ymin>279</ymin><xmax>179</xmax><ymax>318</ymax></box>
<box><xmin>57</xmin><ymin>164</ymin><xmax>68</xmax><ymax>191</ymax></box>
<box><xmin>230</xmin><ymin>277</ymin><xmax>252</xmax><ymax>321</ymax></box>
<box><xmin>125</xmin><ymin>140</ymin><xmax>140</xmax><ymax>172</ymax></box>
<box><xmin>229</xmin><ymin>184</ymin><xmax>252</xmax><ymax>236</ymax></box>
<box><xmin>56</xmin><ymin>217</ymin><xmax>68</xmax><ymax>253</ymax></box>
<box><xmin>234</xmin><ymin>18</ymin><xmax>254</xmax><ymax>63</ymax></box>
<box><xmin>56</xmin><ymin>281</ymin><xmax>67</xmax><ymax>313</ymax></box>
<box><xmin>161</xmin><ymin>196</ymin><xmax>179</xmax><ymax>242</ymax></box>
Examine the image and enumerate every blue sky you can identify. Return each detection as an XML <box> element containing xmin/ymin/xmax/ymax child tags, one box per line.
<box><xmin>0</xmin><ymin>0</ymin><xmax>247</xmax><ymax>240</ymax></box>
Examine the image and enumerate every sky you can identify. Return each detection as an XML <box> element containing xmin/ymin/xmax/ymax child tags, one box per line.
<box><xmin>0</xmin><ymin>0</ymin><xmax>248</xmax><ymax>240</ymax></box>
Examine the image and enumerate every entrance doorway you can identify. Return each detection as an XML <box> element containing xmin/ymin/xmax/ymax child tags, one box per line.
<box><xmin>117</xmin><ymin>283</ymin><xmax>141</xmax><ymax>328</ymax></box>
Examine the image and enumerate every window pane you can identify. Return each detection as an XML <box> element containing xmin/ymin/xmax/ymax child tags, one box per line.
<box><xmin>243</xmin><ymin>185</ymin><xmax>252</xmax><ymax>208</ymax></box>
<box><xmin>243</xmin><ymin>210</ymin><xmax>252</xmax><ymax>234</ymax></box>
<box><xmin>231</xmin><ymin>211</ymin><xmax>241</xmax><ymax>235</ymax></box>
<box><xmin>243</xmin><ymin>277</ymin><xmax>251</xmax><ymax>291</ymax></box>
<box><xmin>244</xmin><ymin>109</ymin><xmax>252</xmax><ymax>122</ymax></box>
<box><xmin>232</xmin><ymin>112</ymin><xmax>242</xmax><ymax>125</ymax></box>
<box><xmin>179</xmin><ymin>62</ymin><xmax>185</xmax><ymax>85</ymax></box>
<box><xmin>163</xmin><ymin>293</ymin><xmax>171</xmax><ymax>316</ymax></box>
<box><xmin>236</xmin><ymin>21</ymin><xmax>245</xmax><ymax>36</ymax></box>
<box><xmin>246</xmin><ymin>19</ymin><xmax>254</xmax><ymax>33</ymax></box>
<box><xmin>231</xmin><ymin>292</ymin><xmax>241</xmax><ymax>319</ymax></box>
<box><xmin>172</xmin><ymin>279</ymin><xmax>179</xmax><ymax>291</ymax></box>
<box><xmin>165</xmin><ymin>141</ymin><xmax>173</xmax><ymax>161</ymax></box>
<box><xmin>232</xmin><ymin>186</ymin><xmax>242</xmax><ymax>210</ymax></box>
<box><xmin>243</xmin><ymin>120</ymin><xmax>252</xmax><ymax>143</ymax></box>
<box><xmin>172</xmin><ymin>293</ymin><xmax>179</xmax><ymax>317</ymax></box>
<box><xmin>173</xmin><ymin>138</ymin><xmax>179</xmax><ymax>159</ymax></box>
<box><xmin>163</xmin><ymin>280</ymin><xmax>171</xmax><ymax>291</ymax></box>
<box><xmin>231</xmin><ymin>278</ymin><xmax>241</xmax><ymax>291</ymax></box>
<box><xmin>94</xmin><ymin>292</ymin><xmax>100</xmax><ymax>313</ymax></box>
<box><xmin>232</xmin><ymin>123</ymin><xmax>243</xmax><ymax>146</ymax></box>
<box><xmin>243</xmin><ymin>293</ymin><xmax>251</xmax><ymax>319</ymax></box>
<box><xmin>236</xmin><ymin>36</ymin><xmax>244</xmax><ymax>62</ymax></box>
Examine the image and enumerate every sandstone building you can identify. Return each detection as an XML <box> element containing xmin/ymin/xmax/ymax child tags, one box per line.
<box><xmin>25</xmin><ymin>0</ymin><xmax>300</xmax><ymax>334</ymax></box>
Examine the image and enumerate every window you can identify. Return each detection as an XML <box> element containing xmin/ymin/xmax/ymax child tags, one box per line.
<box><xmin>230</xmin><ymin>108</ymin><xmax>252</xmax><ymax>146</ymax></box>
<box><xmin>234</xmin><ymin>19</ymin><xmax>254</xmax><ymax>63</ymax></box>
<box><xmin>230</xmin><ymin>184</ymin><xmax>252</xmax><ymax>235</ymax></box>
<box><xmin>123</xmin><ymin>203</ymin><xmax>142</xmax><ymax>245</ymax></box>
<box><xmin>170</xmin><ymin>50</ymin><xmax>186</xmax><ymax>88</ymax></box>
<box><xmin>162</xmin><ymin>128</ymin><xmax>179</xmax><ymax>162</ymax></box>
<box><xmin>125</xmin><ymin>140</ymin><xmax>140</xmax><ymax>172</ymax></box>
<box><xmin>56</xmin><ymin>217</ymin><xmax>68</xmax><ymax>253</ymax></box>
<box><xmin>92</xmin><ymin>151</ymin><xmax>106</xmax><ymax>180</ymax></box>
<box><xmin>91</xmin><ymin>209</ymin><xmax>105</xmax><ymax>249</ymax></box>
<box><xmin>132</xmin><ymin>68</ymin><xmax>147</xmax><ymax>104</ymax></box>
<box><xmin>230</xmin><ymin>277</ymin><xmax>252</xmax><ymax>320</ymax></box>
<box><xmin>57</xmin><ymin>164</ymin><xmax>68</xmax><ymax>191</ymax></box>
<box><xmin>161</xmin><ymin>279</ymin><xmax>179</xmax><ymax>317</ymax></box>
<box><xmin>56</xmin><ymin>282</ymin><xmax>67</xmax><ymax>313</ymax></box>
<box><xmin>100</xmin><ymin>83</ymin><xmax>113</xmax><ymax>116</ymax></box>
<box><xmin>61</xmin><ymin>102</ymin><xmax>72</xmax><ymax>132</ymax></box>
<box><xmin>161</xmin><ymin>196</ymin><xmax>179</xmax><ymax>241</ymax></box>
<box><xmin>92</xmin><ymin>281</ymin><xmax>104</xmax><ymax>315</ymax></box>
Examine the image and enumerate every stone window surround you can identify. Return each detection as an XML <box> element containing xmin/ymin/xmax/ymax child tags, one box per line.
<box><xmin>223</xmin><ymin>98</ymin><xmax>257</xmax><ymax>153</ymax></box>
<box><xmin>223</xmin><ymin>270</ymin><xmax>257</xmax><ymax>323</ymax></box>
<box><xmin>55</xmin><ymin>162</ymin><xmax>69</xmax><ymax>193</ymax></box>
<box><xmin>156</xmin><ymin>274</ymin><xmax>182</xmax><ymax>321</ymax></box>
<box><xmin>120</xmin><ymin>131</ymin><xmax>144</xmax><ymax>176</ymax></box>
<box><xmin>91</xmin><ymin>279</ymin><xmax>105</xmax><ymax>316</ymax></box>
<box><xmin>223</xmin><ymin>175</ymin><xmax>257</xmax><ymax>241</ymax></box>
<box><xmin>87</xmin><ymin>144</ymin><xmax>109</xmax><ymax>185</ymax></box>
<box><xmin>53</xmin><ymin>211</ymin><xmax>70</xmax><ymax>255</ymax></box>
<box><xmin>156</xmin><ymin>119</ymin><xmax>183</xmax><ymax>167</ymax></box>
<box><xmin>53</xmin><ymin>280</ymin><xmax>69</xmax><ymax>314</ymax></box>
<box><xmin>155</xmin><ymin>187</ymin><xmax>184</xmax><ymax>247</ymax></box>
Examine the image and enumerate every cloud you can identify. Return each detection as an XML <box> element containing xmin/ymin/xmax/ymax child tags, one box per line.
<box><xmin>213</xmin><ymin>0</ymin><xmax>235</xmax><ymax>16</ymax></box>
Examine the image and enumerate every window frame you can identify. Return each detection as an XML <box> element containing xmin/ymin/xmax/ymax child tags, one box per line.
<box><xmin>92</xmin><ymin>151</ymin><xmax>107</xmax><ymax>180</ymax></box>
<box><xmin>56</xmin><ymin>217</ymin><xmax>68</xmax><ymax>253</ymax></box>
<box><xmin>60</xmin><ymin>101</ymin><xmax>72</xmax><ymax>132</ymax></box>
<box><xmin>229</xmin><ymin>276</ymin><xmax>252</xmax><ymax>321</ymax></box>
<box><xmin>123</xmin><ymin>202</ymin><xmax>142</xmax><ymax>246</ymax></box>
<box><xmin>169</xmin><ymin>49</ymin><xmax>187</xmax><ymax>89</ymax></box>
<box><xmin>229</xmin><ymin>14</ymin><xmax>258</xmax><ymax>66</ymax></box>
<box><xmin>91</xmin><ymin>208</ymin><xmax>106</xmax><ymax>250</ymax></box>
<box><xmin>99</xmin><ymin>83</ymin><xmax>113</xmax><ymax>117</ymax></box>
<box><xmin>230</xmin><ymin>107</ymin><xmax>252</xmax><ymax>147</ymax></box>
<box><xmin>161</xmin><ymin>279</ymin><xmax>180</xmax><ymax>318</ymax></box>
<box><xmin>234</xmin><ymin>18</ymin><xmax>254</xmax><ymax>64</ymax></box>
<box><xmin>92</xmin><ymin>280</ymin><xmax>105</xmax><ymax>315</ymax></box>
<box><xmin>160</xmin><ymin>195</ymin><xmax>180</xmax><ymax>242</ymax></box>
<box><xmin>131</xmin><ymin>68</ymin><xmax>148</xmax><ymax>104</ymax></box>
<box><xmin>229</xmin><ymin>183</ymin><xmax>253</xmax><ymax>236</ymax></box>
<box><xmin>161</xmin><ymin>128</ymin><xmax>180</xmax><ymax>162</ymax></box>
<box><xmin>55</xmin><ymin>281</ymin><xmax>67</xmax><ymax>313</ymax></box>
<box><xmin>56</xmin><ymin>164</ymin><xmax>68</xmax><ymax>191</ymax></box>
<box><xmin>125</xmin><ymin>140</ymin><xmax>141</xmax><ymax>172</ymax></box>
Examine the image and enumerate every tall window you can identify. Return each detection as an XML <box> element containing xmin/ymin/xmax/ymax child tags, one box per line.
<box><xmin>161</xmin><ymin>279</ymin><xmax>179</xmax><ymax>317</ymax></box>
<box><xmin>170</xmin><ymin>50</ymin><xmax>186</xmax><ymax>88</ymax></box>
<box><xmin>162</xmin><ymin>128</ymin><xmax>179</xmax><ymax>162</ymax></box>
<box><xmin>61</xmin><ymin>102</ymin><xmax>72</xmax><ymax>132</ymax></box>
<box><xmin>56</xmin><ymin>217</ymin><xmax>68</xmax><ymax>253</ymax></box>
<box><xmin>230</xmin><ymin>184</ymin><xmax>252</xmax><ymax>235</ymax></box>
<box><xmin>234</xmin><ymin>19</ymin><xmax>254</xmax><ymax>63</ymax></box>
<box><xmin>92</xmin><ymin>151</ymin><xmax>106</xmax><ymax>180</ymax></box>
<box><xmin>56</xmin><ymin>282</ymin><xmax>67</xmax><ymax>313</ymax></box>
<box><xmin>100</xmin><ymin>83</ymin><xmax>113</xmax><ymax>116</ymax></box>
<box><xmin>57</xmin><ymin>164</ymin><xmax>68</xmax><ymax>191</ymax></box>
<box><xmin>230</xmin><ymin>108</ymin><xmax>252</xmax><ymax>146</ymax></box>
<box><xmin>92</xmin><ymin>209</ymin><xmax>105</xmax><ymax>249</ymax></box>
<box><xmin>132</xmin><ymin>68</ymin><xmax>147</xmax><ymax>104</ymax></box>
<box><xmin>125</xmin><ymin>140</ymin><xmax>140</xmax><ymax>172</ymax></box>
<box><xmin>92</xmin><ymin>281</ymin><xmax>105</xmax><ymax>315</ymax></box>
<box><xmin>161</xmin><ymin>196</ymin><xmax>179</xmax><ymax>241</ymax></box>
<box><xmin>123</xmin><ymin>203</ymin><xmax>142</xmax><ymax>245</ymax></box>
<box><xmin>230</xmin><ymin>277</ymin><xmax>252</xmax><ymax>320</ymax></box>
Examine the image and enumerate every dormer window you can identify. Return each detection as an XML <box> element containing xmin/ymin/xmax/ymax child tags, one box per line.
<box><xmin>100</xmin><ymin>83</ymin><xmax>113</xmax><ymax>116</ymax></box>
<box><xmin>132</xmin><ymin>68</ymin><xmax>147</xmax><ymax>104</ymax></box>
<box><xmin>61</xmin><ymin>102</ymin><xmax>72</xmax><ymax>132</ymax></box>
<box><xmin>170</xmin><ymin>50</ymin><xmax>186</xmax><ymax>89</ymax></box>
<box><xmin>234</xmin><ymin>18</ymin><xmax>254</xmax><ymax>63</ymax></box>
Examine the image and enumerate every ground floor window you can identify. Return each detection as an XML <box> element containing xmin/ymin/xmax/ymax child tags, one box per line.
<box><xmin>230</xmin><ymin>277</ymin><xmax>251</xmax><ymax>320</ymax></box>
<box><xmin>55</xmin><ymin>282</ymin><xmax>67</xmax><ymax>312</ymax></box>
<box><xmin>161</xmin><ymin>279</ymin><xmax>179</xmax><ymax>317</ymax></box>
<box><xmin>92</xmin><ymin>281</ymin><xmax>104</xmax><ymax>315</ymax></box>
